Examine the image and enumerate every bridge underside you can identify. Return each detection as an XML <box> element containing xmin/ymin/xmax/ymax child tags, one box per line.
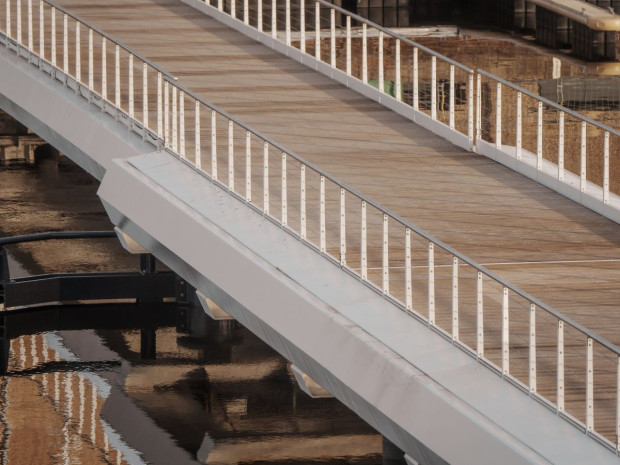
<box><xmin>2</xmin><ymin>13</ymin><xmax>620</xmax><ymax>465</ymax></box>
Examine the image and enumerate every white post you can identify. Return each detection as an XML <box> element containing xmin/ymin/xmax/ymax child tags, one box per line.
<box><xmin>502</xmin><ymin>287</ymin><xmax>509</xmax><ymax>375</ymax></box>
<box><xmin>330</xmin><ymin>8</ymin><xmax>335</xmax><ymax>68</ymax></box>
<box><xmin>362</xmin><ymin>23</ymin><xmax>367</xmax><ymax>84</ymax></box>
<box><xmin>431</xmin><ymin>56</ymin><xmax>436</xmax><ymax>120</ymax></box>
<box><xmin>142</xmin><ymin>63</ymin><xmax>148</xmax><ymax>128</ymax></box>
<box><xmin>558</xmin><ymin>111</ymin><xmax>564</xmax><ymax>182</ymax></box>
<box><xmin>382</xmin><ymin>214</ymin><xmax>389</xmax><ymax>295</ymax></box>
<box><xmin>529</xmin><ymin>303</ymin><xmax>537</xmax><ymax>393</ymax></box>
<box><xmin>243</xmin><ymin>0</ymin><xmax>248</xmax><ymax>24</ymax></box>
<box><xmin>281</xmin><ymin>152</ymin><xmax>287</xmax><ymax>226</ymax></box>
<box><xmin>17</xmin><ymin>0</ymin><xmax>22</xmax><ymax>45</ymax></box>
<box><xmin>339</xmin><ymin>188</ymin><xmax>346</xmax><ymax>266</ymax></box>
<box><xmin>62</xmin><ymin>14</ymin><xmax>67</xmax><ymax>74</ymax></box>
<box><xmin>405</xmin><ymin>228</ymin><xmax>412</xmax><ymax>310</ymax></box>
<box><xmin>361</xmin><ymin>201</ymin><xmax>367</xmax><ymax>280</ymax></box>
<box><xmin>114</xmin><ymin>44</ymin><xmax>120</xmax><ymax>108</ymax></box>
<box><xmin>245</xmin><ymin>130</ymin><xmax>251</xmax><ymax>201</ymax></box>
<box><xmin>300</xmin><ymin>165</ymin><xmax>306</xmax><ymax>239</ymax></box>
<box><xmin>285</xmin><ymin>0</ymin><xmax>290</xmax><ymax>45</ymax></box>
<box><xmin>263</xmin><ymin>142</ymin><xmax>269</xmax><ymax>214</ymax></box>
<box><xmin>38</xmin><ymin>0</ymin><xmax>43</xmax><ymax>57</ymax></box>
<box><xmin>27</xmin><ymin>0</ymin><xmax>32</xmax><ymax>51</ymax></box>
<box><xmin>413</xmin><ymin>47</ymin><xmax>418</xmax><ymax>110</ymax></box>
<box><xmin>218</xmin><ymin>0</ymin><xmax>222</xmax><ymax>12</ymax></box>
<box><xmin>88</xmin><ymin>29</ymin><xmax>93</xmax><ymax>91</ymax></box>
<box><xmin>101</xmin><ymin>37</ymin><xmax>107</xmax><ymax>100</ymax></box>
<box><xmin>129</xmin><ymin>54</ymin><xmax>135</xmax><ymax>118</ymax></box>
<box><xmin>448</xmin><ymin>65</ymin><xmax>454</xmax><ymax>128</ymax></box>
<box><xmin>75</xmin><ymin>22</ymin><xmax>80</xmax><ymax>83</ymax></box>
<box><xmin>476</xmin><ymin>73</ymin><xmax>481</xmax><ymax>142</ymax></box>
<box><xmin>452</xmin><ymin>256</ymin><xmax>458</xmax><ymax>340</ymax></box>
<box><xmin>6</xmin><ymin>0</ymin><xmax>11</xmax><ymax>42</ymax></box>
<box><xmin>428</xmin><ymin>242</ymin><xmax>435</xmax><ymax>325</ymax></box>
<box><xmin>557</xmin><ymin>320</ymin><xmax>565</xmax><ymax>412</ymax></box>
<box><xmin>586</xmin><ymin>337</ymin><xmax>594</xmax><ymax>432</ymax></box>
<box><xmin>228</xmin><ymin>120</ymin><xmax>234</xmax><ymax>191</ymax></box>
<box><xmin>164</xmin><ymin>81</ymin><xmax>170</xmax><ymax>147</ymax></box>
<box><xmin>495</xmin><ymin>82</ymin><xmax>501</xmax><ymax>150</ymax></box>
<box><xmin>396</xmin><ymin>40</ymin><xmax>401</xmax><ymax>102</ymax></box>
<box><xmin>195</xmin><ymin>101</ymin><xmax>201</xmax><ymax>169</ymax></box>
<box><xmin>156</xmin><ymin>72</ymin><xmax>162</xmax><ymax>138</ymax></box>
<box><xmin>580</xmin><ymin>121</ymin><xmax>587</xmax><ymax>193</ymax></box>
<box><xmin>315</xmin><ymin>2</ymin><xmax>320</xmax><ymax>61</ymax></box>
<box><xmin>320</xmin><ymin>176</ymin><xmax>326</xmax><ymax>252</ymax></box>
<box><xmin>516</xmin><ymin>92</ymin><xmax>522</xmax><ymax>160</ymax></box>
<box><xmin>179</xmin><ymin>91</ymin><xmax>185</xmax><ymax>157</ymax></box>
<box><xmin>271</xmin><ymin>0</ymin><xmax>276</xmax><ymax>38</ymax></box>
<box><xmin>468</xmin><ymin>72</ymin><xmax>474</xmax><ymax>148</ymax></box>
<box><xmin>300</xmin><ymin>0</ymin><xmax>305</xmax><ymax>53</ymax></box>
<box><xmin>211</xmin><ymin>110</ymin><xmax>218</xmax><ymax>180</ymax></box>
<box><xmin>51</xmin><ymin>8</ymin><xmax>56</xmax><ymax>67</ymax></box>
<box><xmin>537</xmin><ymin>101</ymin><xmax>543</xmax><ymax>171</ymax></box>
<box><xmin>378</xmin><ymin>31</ymin><xmax>384</xmax><ymax>93</ymax></box>
<box><xmin>257</xmin><ymin>0</ymin><xmax>262</xmax><ymax>31</ymax></box>
<box><xmin>477</xmin><ymin>271</ymin><xmax>484</xmax><ymax>357</ymax></box>
<box><xmin>345</xmin><ymin>16</ymin><xmax>351</xmax><ymax>76</ymax></box>
<box><xmin>604</xmin><ymin>131</ymin><xmax>610</xmax><ymax>204</ymax></box>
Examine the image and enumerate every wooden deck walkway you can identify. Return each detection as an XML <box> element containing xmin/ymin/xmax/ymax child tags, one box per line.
<box><xmin>40</xmin><ymin>0</ymin><xmax>620</xmax><ymax>445</ymax></box>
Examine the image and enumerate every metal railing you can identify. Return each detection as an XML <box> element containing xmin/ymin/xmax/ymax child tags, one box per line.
<box><xmin>2</xmin><ymin>0</ymin><xmax>620</xmax><ymax>451</ymax></box>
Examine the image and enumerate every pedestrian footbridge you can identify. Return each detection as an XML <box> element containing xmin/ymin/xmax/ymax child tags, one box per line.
<box><xmin>1</xmin><ymin>0</ymin><xmax>620</xmax><ymax>463</ymax></box>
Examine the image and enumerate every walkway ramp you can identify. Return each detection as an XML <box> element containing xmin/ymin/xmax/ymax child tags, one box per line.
<box><xmin>2</xmin><ymin>0</ymin><xmax>620</xmax><ymax>462</ymax></box>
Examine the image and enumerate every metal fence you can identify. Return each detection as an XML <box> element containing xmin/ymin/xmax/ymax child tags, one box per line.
<box><xmin>2</xmin><ymin>0</ymin><xmax>620</xmax><ymax>451</ymax></box>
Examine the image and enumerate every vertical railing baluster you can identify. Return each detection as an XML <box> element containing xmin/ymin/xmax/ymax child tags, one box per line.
<box><xmin>477</xmin><ymin>271</ymin><xmax>484</xmax><ymax>357</ymax></box>
<box><xmin>143</xmin><ymin>63</ymin><xmax>148</xmax><ymax>128</ymax></box>
<box><xmin>413</xmin><ymin>47</ymin><xmax>418</xmax><ymax>110</ymax></box>
<box><xmin>257</xmin><ymin>0</ymin><xmax>262</xmax><ymax>32</ymax></box>
<box><xmin>243</xmin><ymin>0</ymin><xmax>248</xmax><ymax>25</ymax></box>
<box><xmin>228</xmin><ymin>120</ymin><xmax>234</xmax><ymax>191</ymax></box>
<box><xmin>361</xmin><ymin>201</ymin><xmax>367</xmax><ymax>280</ymax></box>
<box><xmin>314</xmin><ymin>2</ymin><xmax>320</xmax><ymax>61</ymax></box>
<box><xmin>129</xmin><ymin>54</ymin><xmax>135</xmax><ymax>119</ymax></box>
<box><xmin>75</xmin><ymin>22</ymin><xmax>80</xmax><ymax>83</ymax></box>
<box><xmin>495</xmin><ymin>82</ymin><xmax>501</xmax><ymax>150</ymax></box>
<box><xmin>537</xmin><ymin>101</ymin><xmax>543</xmax><ymax>171</ymax></box>
<box><xmin>339</xmin><ymin>188</ymin><xmax>346</xmax><ymax>266</ymax></box>
<box><xmin>27</xmin><ymin>0</ymin><xmax>31</xmax><ymax>51</ymax></box>
<box><xmin>285</xmin><ymin>0</ymin><xmax>290</xmax><ymax>45</ymax></box>
<box><xmin>300</xmin><ymin>165</ymin><xmax>306</xmax><ymax>239</ymax></box>
<box><xmin>114</xmin><ymin>44</ymin><xmax>120</xmax><ymax>107</ymax></box>
<box><xmin>6</xmin><ymin>0</ymin><xmax>11</xmax><ymax>42</ymax></box>
<box><xmin>62</xmin><ymin>14</ymin><xmax>67</xmax><ymax>74</ymax></box>
<box><xmin>396</xmin><ymin>39</ymin><xmax>401</xmax><ymax>102</ymax></box>
<box><xmin>428</xmin><ymin>242</ymin><xmax>435</xmax><ymax>325</ymax></box>
<box><xmin>345</xmin><ymin>16</ymin><xmax>351</xmax><ymax>76</ymax></box>
<box><xmin>156</xmin><ymin>72</ymin><xmax>162</xmax><ymax>139</ymax></box>
<box><xmin>529</xmin><ymin>303</ymin><xmax>537</xmax><ymax>393</ymax></box>
<box><xmin>51</xmin><ymin>7</ymin><xmax>56</xmax><ymax>67</ymax></box>
<box><xmin>557</xmin><ymin>320</ymin><xmax>565</xmax><ymax>412</ymax></box>
<box><xmin>17</xmin><ymin>0</ymin><xmax>22</xmax><ymax>45</ymax></box>
<box><xmin>382</xmin><ymin>214</ymin><xmax>389</xmax><ymax>295</ymax></box>
<box><xmin>330</xmin><ymin>8</ymin><xmax>335</xmax><ymax>68</ymax></box>
<box><xmin>468</xmin><ymin>72</ymin><xmax>474</xmax><ymax>147</ymax></box>
<box><xmin>179</xmin><ymin>91</ymin><xmax>185</xmax><ymax>157</ymax></box>
<box><xmin>558</xmin><ymin>111</ymin><xmax>564</xmax><ymax>182</ymax></box>
<box><xmin>164</xmin><ymin>81</ymin><xmax>170</xmax><ymax>147</ymax></box>
<box><xmin>431</xmin><ymin>56</ymin><xmax>436</xmax><ymax>120</ymax></box>
<box><xmin>361</xmin><ymin>23</ymin><xmax>367</xmax><ymax>83</ymax></box>
<box><xmin>448</xmin><ymin>64</ymin><xmax>454</xmax><ymax>128</ymax></box>
<box><xmin>476</xmin><ymin>73</ymin><xmax>481</xmax><ymax>143</ymax></box>
<box><xmin>405</xmin><ymin>228</ymin><xmax>412</xmax><ymax>310</ymax></box>
<box><xmin>502</xmin><ymin>287</ymin><xmax>509</xmax><ymax>375</ymax></box>
<box><xmin>195</xmin><ymin>101</ymin><xmax>201</xmax><ymax>169</ymax></box>
<box><xmin>271</xmin><ymin>0</ymin><xmax>276</xmax><ymax>38</ymax></box>
<box><xmin>604</xmin><ymin>131</ymin><xmax>610</xmax><ymax>204</ymax></box>
<box><xmin>452</xmin><ymin>256</ymin><xmax>458</xmax><ymax>341</ymax></box>
<box><xmin>88</xmin><ymin>29</ymin><xmax>93</xmax><ymax>91</ymax></box>
<box><xmin>101</xmin><ymin>37</ymin><xmax>107</xmax><ymax>100</ymax></box>
<box><xmin>245</xmin><ymin>130</ymin><xmax>251</xmax><ymax>201</ymax></box>
<box><xmin>580</xmin><ymin>121</ymin><xmax>587</xmax><ymax>193</ymax></box>
<box><xmin>211</xmin><ymin>110</ymin><xmax>217</xmax><ymax>180</ymax></box>
<box><xmin>378</xmin><ymin>31</ymin><xmax>384</xmax><ymax>93</ymax></box>
<box><xmin>320</xmin><ymin>176</ymin><xmax>326</xmax><ymax>253</ymax></box>
<box><xmin>586</xmin><ymin>337</ymin><xmax>594</xmax><ymax>433</ymax></box>
<box><xmin>263</xmin><ymin>142</ymin><xmax>269</xmax><ymax>214</ymax></box>
<box><xmin>217</xmin><ymin>0</ymin><xmax>222</xmax><ymax>12</ymax></box>
<box><xmin>300</xmin><ymin>0</ymin><xmax>305</xmax><ymax>53</ymax></box>
<box><xmin>516</xmin><ymin>92</ymin><xmax>522</xmax><ymax>160</ymax></box>
<box><xmin>38</xmin><ymin>0</ymin><xmax>43</xmax><ymax>57</ymax></box>
<box><xmin>281</xmin><ymin>152</ymin><xmax>287</xmax><ymax>226</ymax></box>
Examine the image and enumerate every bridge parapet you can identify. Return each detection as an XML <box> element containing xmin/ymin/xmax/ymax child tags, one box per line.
<box><xmin>2</xmin><ymin>0</ymin><xmax>620</xmax><ymax>454</ymax></box>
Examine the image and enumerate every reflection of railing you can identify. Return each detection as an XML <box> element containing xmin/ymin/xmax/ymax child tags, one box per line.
<box><xmin>2</xmin><ymin>0</ymin><xmax>620</xmax><ymax>451</ymax></box>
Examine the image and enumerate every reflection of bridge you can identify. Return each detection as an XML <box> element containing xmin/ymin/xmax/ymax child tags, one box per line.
<box><xmin>1</xmin><ymin>0</ymin><xmax>620</xmax><ymax>463</ymax></box>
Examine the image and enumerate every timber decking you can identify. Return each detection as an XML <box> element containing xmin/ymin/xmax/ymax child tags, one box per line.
<box><xmin>16</xmin><ymin>0</ymin><xmax>620</xmax><ymax>444</ymax></box>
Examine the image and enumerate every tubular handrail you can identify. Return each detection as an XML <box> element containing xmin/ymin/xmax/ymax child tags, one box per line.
<box><xmin>478</xmin><ymin>69</ymin><xmax>620</xmax><ymax>137</ymax></box>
